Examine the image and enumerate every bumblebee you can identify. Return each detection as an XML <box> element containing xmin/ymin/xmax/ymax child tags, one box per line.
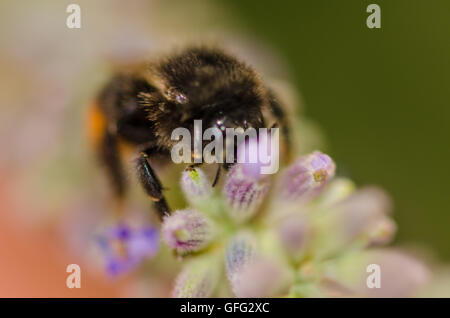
<box><xmin>88</xmin><ymin>46</ymin><xmax>290</xmax><ymax>220</ymax></box>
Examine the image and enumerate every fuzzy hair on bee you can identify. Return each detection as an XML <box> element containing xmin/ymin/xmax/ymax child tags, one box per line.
<box><xmin>89</xmin><ymin>46</ymin><xmax>290</xmax><ymax>220</ymax></box>
<box><xmin>139</xmin><ymin>47</ymin><xmax>267</xmax><ymax>149</ymax></box>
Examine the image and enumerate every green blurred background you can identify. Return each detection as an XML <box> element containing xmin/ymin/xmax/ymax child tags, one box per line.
<box><xmin>223</xmin><ymin>0</ymin><xmax>450</xmax><ymax>259</ymax></box>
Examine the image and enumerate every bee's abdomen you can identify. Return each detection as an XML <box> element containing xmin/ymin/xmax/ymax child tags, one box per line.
<box><xmin>96</xmin><ymin>73</ymin><xmax>159</xmax><ymax>147</ymax></box>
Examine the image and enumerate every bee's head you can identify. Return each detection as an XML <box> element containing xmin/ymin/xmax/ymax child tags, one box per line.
<box><xmin>147</xmin><ymin>47</ymin><xmax>269</xmax><ymax>152</ymax></box>
<box><xmin>155</xmin><ymin>48</ymin><xmax>266</xmax><ymax>125</ymax></box>
<box><xmin>201</xmin><ymin>106</ymin><xmax>265</xmax><ymax>167</ymax></box>
<box><xmin>207</xmin><ymin>108</ymin><xmax>264</xmax><ymax>135</ymax></box>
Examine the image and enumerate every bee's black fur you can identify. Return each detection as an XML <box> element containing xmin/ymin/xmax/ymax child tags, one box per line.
<box><xmin>94</xmin><ymin>46</ymin><xmax>290</xmax><ymax>219</ymax></box>
<box><xmin>100</xmin><ymin>131</ymin><xmax>126</xmax><ymax>198</ymax></box>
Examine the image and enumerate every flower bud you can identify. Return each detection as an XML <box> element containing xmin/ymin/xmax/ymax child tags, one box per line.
<box><xmin>280</xmin><ymin>151</ymin><xmax>335</xmax><ymax>202</ymax></box>
<box><xmin>225</xmin><ymin>232</ymin><xmax>257</xmax><ymax>280</ymax></box>
<box><xmin>225</xmin><ymin>232</ymin><xmax>291</xmax><ymax>297</ymax></box>
<box><xmin>180</xmin><ymin>167</ymin><xmax>212</xmax><ymax>205</ymax></box>
<box><xmin>225</xmin><ymin>232</ymin><xmax>258</xmax><ymax>293</ymax></box>
<box><xmin>314</xmin><ymin>187</ymin><xmax>395</xmax><ymax>258</ymax></box>
<box><xmin>224</xmin><ymin>164</ymin><xmax>270</xmax><ymax>223</ymax></box>
<box><xmin>317</xmin><ymin>178</ymin><xmax>355</xmax><ymax>208</ymax></box>
<box><xmin>366</xmin><ymin>217</ymin><xmax>397</xmax><ymax>246</ymax></box>
<box><xmin>277</xmin><ymin>215</ymin><xmax>309</xmax><ymax>258</ymax></box>
<box><xmin>162</xmin><ymin>209</ymin><xmax>213</xmax><ymax>254</ymax></box>
<box><xmin>231</xmin><ymin>257</ymin><xmax>288</xmax><ymax>297</ymax></box>
<box><xmin>323</xmin><ymin>249</ymin><xmax>430</xmax><ymax>297</ymax></box>
<box><xmin>335</xmin><ymin>187</ymin><xmax>394</xmax><ymax>245</ymax></box>
<box><xmin>172</xmin><ymin>256</ymin><xmax>220</xmax><ymax>298</ymax></box>
<box><xmin>337</xmin><ymin>186</ymin><xmax>392</xmax><ymax>217</ymax></box>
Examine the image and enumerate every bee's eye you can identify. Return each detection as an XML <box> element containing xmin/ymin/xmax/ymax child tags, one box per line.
<box><xmin>166</xmin><ymin>88</ymin><xmax>188</xmax><ymax>104</ymax></box>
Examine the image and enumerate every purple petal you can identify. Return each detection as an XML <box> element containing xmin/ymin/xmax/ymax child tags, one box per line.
<box><xmin>281</xmin><ymin>151</ymin><xmax>335</xmax><ymax>202</ymax></box>
<box><xmin>97</xmin><ymin>222</ymin><xmax>159</xmax><ymax>277</ymax></box>
<box><xmin>224</xmin><ymin>165</ymin><xmax>270</xmax><ymax>222</ymax></box>
<box><xmin>162</xmin><ymin>209</ymin><xmax>213</xmax><ymax>254</ymax></box>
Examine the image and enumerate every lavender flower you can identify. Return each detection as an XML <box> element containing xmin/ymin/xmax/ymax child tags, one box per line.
<box><xmin>334</xmin><ymin>187</ymin><xmax>395</xmax><ymax>246</ymax></box>
<box><xmin>97</xmin><ymin>223</ymin><xmax>159</xmax><ymax>276</ymax></box>
<box><xmin>162</xmin><ymin>209</ymin><xmax>214</xmax><ymax>254</ymax></box>
<box><xmin>225</xmin><ymin>232</ymin><xmax>292</xmax><ymax>297</ymax></box>
<box><xmin>280</xmin><ymin>151</ymin><xmax>335</xmax><ymax>202</ymax></box>
<box><xmin>172</xmin><ymin>256</ymin><xmax>220</xmax><ymax>298</ymax></box>
<box><xmin>317</xmin><ymin>178</ymin><xmax>356</xmax><ymax>208</ymax></box>
<box><xmin>225</xmin><ymin>232</ymin><xmax>258</xmax><ymax>294</ymax></box>
<box><xmin>166</xmin><ymin>150</ymin><xmax>435</xmax><ymax>297</ymax></box>
<box><xmin>224</xmin><ymin>164</ymin><xmax>270</xmax><ymax>223</ymax></box>
<box><xmin>366</xmin><ymin>217</ymin><xmax>397</xmax><ymax>246</ymax></box>
<box><xmin>180</xmin><ymin>167</ymin><xmax>212</xmax><ymax>205</ymax></box>
<box><xmin>277</xmin><ymin>215</ymin><xmax>310</xmax><ymax>258</ymax></box>
<box><xmin>307</xmin><ymin>187</ymin><xmax>396</xmax><ymax>262</ymax></box>
<box><xmin>322</xmin><ymin>249</ymin><xmax>430</xmax><ymax>297</ymax></box>
<box><xmin>110</xmin><ymin>147</ymin><xmax>431</xmax><ymax>298</ymax></box>
<box><xmin>225</xmin><ymin>232</ymin><xmax>257</xmax><ymax>279</ymax></box>
<box><xmin>233</xmin><ymin>257</ymin><xmax>288</xmax><ymax>297</ymax></box>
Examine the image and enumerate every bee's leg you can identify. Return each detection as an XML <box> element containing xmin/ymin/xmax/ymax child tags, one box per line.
<box><xmin>100</xmin><ymin>131</ymin><xmax>127</xmax><ymax>214</ymax></box>
<box><xmin>135</xmin><ymin>152</ymin><xmax>170</xmax><ymax>220</ymax></box>
<box><xmin>267</xmin><ymin>90</ymin><xmax>292</xmax><ymax>160</ymax></box>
